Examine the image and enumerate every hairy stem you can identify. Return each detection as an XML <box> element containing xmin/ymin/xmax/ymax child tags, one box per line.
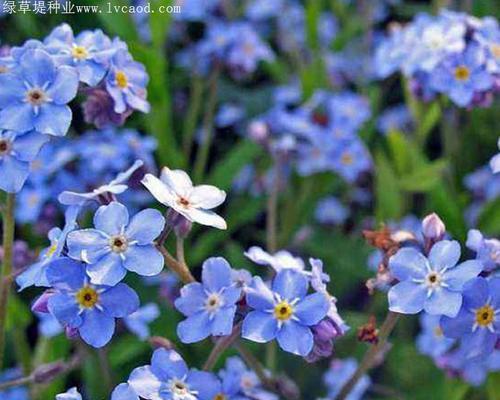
<box><xmin>335</xmin><ymin>311</ymin><xmax>400</xmax><ymax>400</ymax></box>
<box><xmin>0</xmin><ymin>193</ymin><xmax>15</xmax><ymax>367</ymax></box>
<box><xmin>156</xmin><ymin>245</ymin><xmax>195</xmax><ymax>284</ymax></box>
<box><xmin>176</xmin><ymin>238</ymin><xmax>186</xmax><ymax>266</ymax></box>
<box><xmin>203</xmin><ymin>322</ymin><xmax>242</xmax><ymax>371</ymax></box>
<box><xmin>193</xmin><ymin>66</ymin><xmax>220</xmax><ymax>182</ymax></box>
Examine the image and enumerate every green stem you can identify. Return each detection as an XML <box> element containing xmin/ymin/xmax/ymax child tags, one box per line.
<box><xmin>235</xmin><ymin>342</ymin><xmax>272</xmax><ymax>387</ymax></box>
<box><xmin>13</xmin><ymin>327</ymin><xmax>32</xmax><ymax>376</ymax></box>
<box><xmin>193</xmin><ymin>67</ymin><xmax>220</xmax><ymax>182</ymax></box>
<box><xmin>182</xmin><ymin>76</ymin><xmax>204</xmax><ymax>159</ymax></box>
<box><xmin>335</xmin><ymin>311</ymin><xmax>400</xmax><ymax>400</ymax></box>
<box><xmin>203</xmin><ymin>322</ymin><xmax>242</xmax><ymax>371</ymax></box>
<box><xmin>0</xmin><ymin>193</ymin><xmax>15</xmax><ymax>367</ymax></box>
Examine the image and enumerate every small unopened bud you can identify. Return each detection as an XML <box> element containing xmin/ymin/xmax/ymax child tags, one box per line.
<box><xmin>167</xmin><ymin>210</ymin><xmax>192</xmax><ymax>238</ymax></box>
<box><xmin>247</xmin><ymin>120</ymin><xmax>269</xmax><ymax>145</ymax></box>
<box><xmin>422</xmin><ymin>213</ymin><xmax>445</xmax><ymax>240</ymax></box>
<box><xmin>149</xmin><ymin>336</ymin><xmax>175</xmax><ymax>350</ymax></box>
<box><xmin>357</xmin><ymin>316</ymin><xmax>379</xmax><ymax>344</ymax></box>
<box><xmin>65</xmin><ymin>326</ymin><xmax>79</xmax><ymax>339</ymax></box>
<box><xmin>33</xmin><ymin>361</ymin><xmax>65</xmax><ymax>384</ymax></box>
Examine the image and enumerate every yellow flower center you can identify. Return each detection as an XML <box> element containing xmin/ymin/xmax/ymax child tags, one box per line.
<box><xmin>274</xmin><ymin>301</ymin><xmax>294</xmax><ymax>321</ymax></box>
<box><xmin>475</xmin><ymin>305</ymin><xmax>495</xmax><ymax>327</ymax></box>
<box><xmin>45</xmin><ymin>243</ymin><xmax>58</xmax><ymax>258</ymax></box>
<box><xmin>26</xmin><ymin>88</ymin><xmax>48</xmax><ymax>106</ymax></box>
<box><xmin>491</xmin><ymin>43</ymin><xmax>500</xmax><ymax>59</ymax></box>
<box><xmin>72</xmin><ymin>45</ymin><xmax>89</xmax><ymax>60</ymax></box>
<box><xmin>214</xmin><ymin>394</ymin><xmax>227</xmax><ymax>400</ymax></box>
<box><xmin>454</xmin><ymin>65</ymin><xmax>470</xmax><ymax>81</ymax></box>
<box><xmin>115</xmin><ymin>70</ymin><xmax>128</xmax><ymax>89</ymax></box>
<box><xmin>341</xmin><ymin>152</ymin><xmax>353</xmax><ymax>165</ymax></box>
<box><xmin>75</xmin><ymin>286</ymin><xmax>99</xmax><ymax>309</ymax></box>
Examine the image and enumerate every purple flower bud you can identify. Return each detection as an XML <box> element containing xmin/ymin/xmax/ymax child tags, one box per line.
<box><xmin>82</xmin><ymin>87</ymin><xmax>132</xmax><ymax>129</ymax></box>
<box><xmin>65</xmin><ymin>326</ymin><xmax>79</xmax><ymax>339</ymax></box>
<box><xmin>422</xmin><ymin>213</ymin><xmax>446</xmax><ymax>240</ymax></box>
<box><xmin>305</xmin><ymin>318</ymin><xmax>344</xmax><ymax>363</ymax></box>
<box><xmin>33</xmin><ymin>361</ymin><xmax>65</xmax><ymax>384</ymax></box>
<box><xmin>167</xmin><ymin>210</ymin><xmax>192</xmax><ymax>238</ymax></box>
<box><xmin>247</xmin><ymin>120</ymin><xmax>269</xmax><ymax>145</ymax></box>
<box><xmin>32</xmin><ymin>291</ymin><xmax>54</xmax><ymax>313</ymax></box>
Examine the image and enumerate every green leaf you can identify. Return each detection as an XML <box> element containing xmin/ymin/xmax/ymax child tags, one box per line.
<box><xmin>428</xmin><ymin>185</ymin><xmax>467</xmax><ymax>240</ymax></box>
<box><xmin>417</xmin><ymin>101</ymin><xmax>441</xmax><ymax>144</ymax></box>
<box><xmin>109</xmin><ymin>335</ymin><xmax>149</xmax><ymax>368</ymax></box>
<box><xmin>6</xmin><ymin>294</ymin><xmax>32</xmax><ymax>330</ymax></box>
<box><xmin>398</xmin><ymin>159</ymin><xmax>448</xmax><ymax>192</ymax></box>
<box><xmin>375</xmin><ymin>150</ymin><xmax>403</xmax><ymax>221</ymax></box>
<box><xmin>207</xmin><ymin>140</ymin><xmax>261</xmax><ymax>191</ymax></box>
<box><xmin>97</xmin><ymin>0</ymin><xmax>138</xmax><ymax>42</ymax></box>
<box><xmin>487</xmin><ymin>372</ymin><xmax>500</xmax><ymax>400</ymax></box>
<box><xmin>478</xmin><ymin>197</ymin><xmax>500</xmax><ymax>236</ymax></box>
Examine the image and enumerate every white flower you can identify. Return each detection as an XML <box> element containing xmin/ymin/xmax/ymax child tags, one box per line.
<box><xmin>141</xmin><ymin>167</ymin><xmax>227</xmax><ymax>230</ymax></box>
<box><xmin>244</xmin><ymin>246</ymin><xmax>305</xmax><ymax>273</ymax></box>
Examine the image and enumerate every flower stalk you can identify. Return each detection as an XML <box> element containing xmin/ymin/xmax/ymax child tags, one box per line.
<box><xmin>0</xmin><ymin>193</ymin><xmax>15</xmax><ymax>367</ymax></box>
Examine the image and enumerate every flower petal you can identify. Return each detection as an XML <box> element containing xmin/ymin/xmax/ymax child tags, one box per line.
<box><xmin>128</xmin><ymin>366</ymin><xmax>162</xmax><ymax>399</ymax></box>
<box><xmin>428</xmin><ymin>240</ymin><xmax>461</xmax><ymax>270</ymax></box>
<box><xmin>388</xmin><ymin>247</ymin><xmax>428</xmax><ymax>281</ymax></box>
<box><xmin>86</xmin><ymin>253</ymin><xmax>126</xmax><ymax>286</ymax></box>
<box><xmin>245</xmin><ymin>276</ymin><xmax>275</xmax><ymax>310</ymax></box>
<box><xmin>242</xmin><ymin>311</ymin><xmax>278</xmax><ymax>343</ymax></box>
<box><xmin>160</xmin><ymin>167</ymin><xmax>193</xmax><ymax>196</ymax></box>
<box><xmin>272</xmin><ymin>269</ymin><xmax>308</xmax><ymax>301</ymax></box>
<box><xmin>189</xmin><ymin>185</ymin><xmax>226</xmax><ymax>209</ymax></box>
<box><xmin>388</xmin><ymin>281</ymin><xmax>427</xmax><ymax>314</ymax></box>
<box><xmin>100</xmin><ymin>283</ymin><xmax>139</xmax><ymax>318</ymax></box>
<box><xmin>125</xmin><ymin>208</ymin><xmax>165</xmax><ymax>244</ymax></box>
<box><xmin>47</xmin><ymin>66</ymin><xmax>79</xmax><ymax>105</ymax></box>
<box><xmin>202</xmin><ymin>257</ymin><xmax>233</xmax><ymax>292</ymax></box>
<box><xmin>67</xmin><ymin>229</ymin><xmax>110</xmax><ymax>263</ymax></box>
<box><xmin>79</xmin><ymin>310</ymin><xmax>115</xmax><ymax>348</ymax></box>
<box><xmin>211</xmin><ymin>306</ymin><xmax>237</xmax><ymax>337</ymax></box>
<box><xmin>183</xmin><ymin>207</ymin><xmax>227</xmax><ymax>230</ymax></box>
<box><xmin>294</xmin><ymin>292</ymin><xmax>329</xmax><ymax>326</ymax></box>
<box><xmin>123</xmin><ymin>245</ymin><xmax>164</xmax><ymax>277</ymax></box>
<box><xmin>45</xmin><ymin>258</ymin><xmax>86</xmax><ymax>291</ymax></box>
<box><xmin>35</xmin><ymin>104</ymin><xmax>72</xmax><ymax>137</ymax></box>
<box><xmin>94</xmin><ymin>202</ymin><xmax>129</xmax><ymax>236</ymax></box>
<box><xmin>424</xmin><ymin>288</ymin><xmax>462</xmax><ymax>317</ymax></box>
<box><xmin>276</xmin><ymin>321</ymin><xmax>313</xmax><ymax>356</ymax></box>
<box><xmin>444</xmin><ymin>260</ymin><xmax>482</xmax><ymax>291</ymax></box>
<box><xmin>441</xmin><ymin>308</ymin><xmax>475</xmax><ymax>339</ymax></box>
<box><xmin>177</xmin><ymin>312</ymin><xmax>211</xmax><ymax>343</ymax></box>
<box><xmin>47</xmin><ymin>292</ymin><xmax>82</xmax><ymax>327</ymax></box>
<box><xmin>141</xmin><ymin>173</ymin><xmax>177</xmax><ymax>207</ymax></box>
<box><xmin>111</xmin><ymin>383</ymin><xmax>138</xmax><ymax>400</ymax></box>
<box><xmin>150</xmin><ymin>348</ymin><xmax>188</xmax><ymax>381</ymax></box>
<box><xmin>174</xmin><ymin>282</ymin><xmax>206</xmax><ymax>316</ymax></box>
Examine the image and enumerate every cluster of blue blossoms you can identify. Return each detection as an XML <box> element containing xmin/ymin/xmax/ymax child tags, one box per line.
<box><xmin>375</xmin><ymin>10</ymin><xmax>499</xmax><ymax>107</ymax></box>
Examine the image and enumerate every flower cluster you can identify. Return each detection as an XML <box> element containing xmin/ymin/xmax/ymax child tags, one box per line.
<box><xmin>368</xmin><ymin>212</ymin><xmax>500</xmax><ymax>386</ymax></box>
<box><xmin>0</xmin><ymin>23</ymin><xmax>149</xmax><ymax>194</ymax></box>
<box><xmin>375</xmin><ymin>10</ymin><xmax>499</xmax><ymax>107</ymax></box>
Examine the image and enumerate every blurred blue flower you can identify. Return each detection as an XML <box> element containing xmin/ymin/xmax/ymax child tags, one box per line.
<box><xmin>416</xmin><ymin>313</ymin><xmax>455</xmax><ymax>359</ymax></box>
<box><xmin>377</xmin><ymin>104</ymin><xmax>413</xmax><ymax>135</ymax></box>
<box><xmin>16</xmin><ymin>183</ymin><xmax>51</xmax><ymax>224</ymax></box>
<box><xmin>332</xmin><ymin>138</ymin><xmax>372</xmax><ymax>183</ymax></box>
<box><xmin>124</xmin><ymin>302</ymin><xmax>160</xmax><ymax>340</ymax></box>
<box><xmin>0</xmin><ymin>48</ymin><xmax>78</xmax><ymax>136</ymax></box>
<box><xmin>429</xmin><ymin>44</ymin><xmax>493</xmax><ymax>107</ymax></box>
<box><xmin>242</xmin><ymin>269</ymin><xmax>330</xmax><ymax>356</ymax></box>
<box><xmin>323</xmin><ymin>358</ymin><xmax>371</xmax><ymax>400</ymax></box>
<box><xmin>0</xmin><ymin>129</ymin><xmax>49</xmax><ymax>193</ymax></box>
<box><xmin>67</xmin><ymin>201</ymin><xmax>165</xmax><ymax>285</ymax></box>
<box><xmin>0</xmin><ymin>369</ymin><xmax>29</xmax><ymax>400</ymax></box>
<box><xmin>315</xmin><ymin>196</ymin><xmax>349</xmax><ymax>225</ymax></box>
<box><xmin>388</xmin><ymin>240</ymin><xmax>482</xmax><ymax>317</ymax></box>
<box><xmin>45</xmin><ymin>258</ymin><xmax>139</xmax><ymax>348</ymax></box>
<box><xmin>175</xmin><ymin>257</ymin><xmax>241</xmax><ymax>343</ymax></box>
<box><xmin>16</xmin><ymin>205</ymin><xmax>79</xmax><ymax>290</ymax></box>
<box><xmin>127</xmin><ymin>348</ymin><xmax>218</xmax><ymax>400</ymax></box>
<box><xmin>441</xmin><ymin>277</ymin><xmax>500</xmax><ymax>359</ymax></box>
<box><xmin>106</xmin><ymin>48</ymin><xmax>150</xmax><ymax>114</ymax></box>
<box><xmin>215</xmin><ymin>103</ymin><xmax>245</xmax><ymax>128</ymax></box>
<box><xmin>466</xmin><ymin>229</ymin><xmax>500</xmax><ymax>271</ymax></box>
<box><xmin>44</xmin><ymin>23</ymin><xmax>114</xmax><ymax>86</ymax></box>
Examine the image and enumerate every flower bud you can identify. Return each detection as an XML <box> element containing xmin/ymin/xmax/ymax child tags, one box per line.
<box><xmin>33</xmin><ymin>361</ymin><xmax>65</xmax><ymax>384</ymax></box>
<box><xmin>149</xmin><ymin>336</ymin><xmax>175</xmax><ymax>350</ymax></box>
<box><xmin>32</xmin><ymin>291</ymin><xmax>54</xmax><ymax>313</ymax></box>
<box><xmin>167</xmin><ymin>210</ymin><xmax>192</xmax><ymax>239</ymax></box>
<box><xmin>422</xmin><ymin>213</ymin><xmax>446</xmax><ymax>240</ymax></box>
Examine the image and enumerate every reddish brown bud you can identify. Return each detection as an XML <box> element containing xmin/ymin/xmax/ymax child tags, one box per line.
<box><xmin>357</xmin><ymin>316</ymin><xmax>379</xmax><ymax>344</ymax></box>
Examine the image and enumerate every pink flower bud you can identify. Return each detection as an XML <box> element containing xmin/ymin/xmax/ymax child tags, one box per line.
<box><xmin>32</xmin><ymin>291</ymin><xmax>53</xmax><ymax>313</ymax></box>
<box><xmin>422</xmin><ymin>213</ymin><xmax>446</xmax><ymax>240</ymax></box>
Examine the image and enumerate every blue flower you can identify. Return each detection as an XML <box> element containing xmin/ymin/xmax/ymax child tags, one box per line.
<box><xmin>429</xmin><ymin>45</ymin><xmax>494</xmax><ymax>107</ymax></box>
<box><xmin>126</xmin><ymin>348</ymin><xmax>219</xmax><ymax>400</ymax></box>
<box><xmin>111</xmin><ymin>383</ymin><xmax>139</xmax><ymax>400</ymax></box>
<box><xmin>174</xmin><ymin>257</ymin><xmax>241</xmax><ymax>343</ymax></box>
<box><xmin>0</xmin><ymin>48</ymin><xmax>79</xmax><ymax>136</ymax></box>
<box><xmin>377</xmin><ymin>104</ymin><xmax>413</xmax><ymax>135</ymax></box>
<box><xmin>388</xmin><ymin>240</ymin><xmax>482</xmax><ymax>317</ymax></box>
<box><xmin>44</xmin><ymin>23</ymin><xmax>114</xmax><ymax>86</ymax></box>
<box><xmin>315</xmin><ymin>196</ymin><xmax>349</xmax><ymax>225</ymax></box>
<box><xmin>16</xmin><ymin>183</ymin><xmax>51</xmax><ymax>223</ymax></box>
<box><xmin>0</xmin><ymin>129</ymin><xmax>49</xmax><ymax>193</ymax></box>
<box><xmin>441</xmin><ymin>277</ymin><xmax>500</xmax><ymax>359</ymax></box>
<box><xmin>323</xmin><ymin>358</ymin><xmax>371</xmax><ymax>400</ymax></box>
<box><xmin>67</xmin><ymin>201</ymin><xmax>165</xmax><ymax>285</ymax></box>
<box><xmin>466</xmin><ymin>229</ymin><xmax>500</xmax><ymax>271</ymax></box>
<box><xmin>45</xmin><ymin>257</ymin><xmax>139</xmax><ymax>348</ymax></box>
<box><xmin>0</xmin><ymin>369</ymin><xmax>29</xmax><ymax>400</ymax></box>
<box><xmin>124</xmin><ymin>302</ymin><xmax>160</xmax><ymax>340</ymax></box>
<box><xmin>56</xmin><ymin>387</ymin><xmax>82</xmax><ymax>400</ymax></box>
<box><xmin>16</xmin><ymin>206</ymin><xmax>79</xmax><ymax>291</ymax></box>
<box><xmin>242</xmin><ymin>269</ymin><xmax>330</xmax><ymax>356</ymax></box>
<box><xmin>105</xmin><ymin>48</ymin><xmax>150</xmax><ymax>114</ymax></box>
<box><xmin>332</xmin><ymin>138</ymin><xmax>372</xmax><ymax>183</ymax></box>
<box><xmin>416</xmin><ymin>313</ymin><xmax>455</xmax><ymax>359</ymax></box>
